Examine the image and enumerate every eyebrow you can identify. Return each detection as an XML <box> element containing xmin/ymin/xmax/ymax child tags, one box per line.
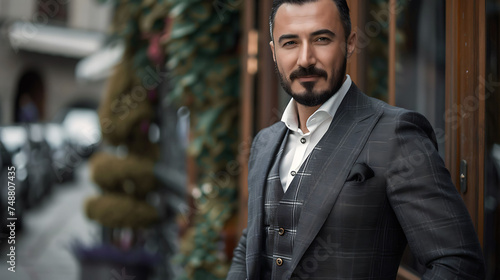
<box><xmin>277</xmin><ymin>29</ymin><xmax>336</xmax><ymax>44</ymax></box>
<box><xmin>278</xmin><ymin>34</ymin><xmax>299</xmax><ymax>44</ymax></box>
<box><xmin>311</xmin><ymin>29</ymin><xmax>336</xmax><ymax>37</ymax></box>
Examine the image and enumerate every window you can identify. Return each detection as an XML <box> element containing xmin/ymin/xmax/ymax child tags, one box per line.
<box><xmin>36</xmin><ymin>0</ymin><xmax>68</xmax><ymax>26</ymax></box>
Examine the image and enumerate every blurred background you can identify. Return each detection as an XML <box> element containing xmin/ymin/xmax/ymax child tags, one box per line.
<box><xmin>0</xmin><ymin>0</ymin><xmax>498</xmax><ymax>280</ymax></box>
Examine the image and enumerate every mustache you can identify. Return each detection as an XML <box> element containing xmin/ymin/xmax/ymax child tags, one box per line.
<box><xmin>289</xmin><ymin>66</ymin><xmax>328</xmax><ymax>81</ymax></box>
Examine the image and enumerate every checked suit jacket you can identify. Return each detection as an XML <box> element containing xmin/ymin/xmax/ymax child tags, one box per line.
<box><xmin>227</xmin><ymin>83</ymin><xmax>485</xmax><ymax>280</ymax></box>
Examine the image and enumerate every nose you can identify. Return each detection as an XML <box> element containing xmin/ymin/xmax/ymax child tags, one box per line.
<box><xmin>297</xmin><ymin>42</ymin><xmax>317</xmax><ymax>68</ymax></box>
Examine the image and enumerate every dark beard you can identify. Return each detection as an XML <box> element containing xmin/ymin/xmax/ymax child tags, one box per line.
<box><xmin>276</xmin><ymin>57</ymin><xmax>347</xmax><ymax>107</ymax></box>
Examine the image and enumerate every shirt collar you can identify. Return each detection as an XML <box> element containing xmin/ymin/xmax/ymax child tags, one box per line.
<box><xmin>281</xmin><ymin>74</ymin><xmax>352</xmax><ymax>133</ymax></box>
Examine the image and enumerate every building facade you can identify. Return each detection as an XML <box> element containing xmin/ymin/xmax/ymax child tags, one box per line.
<box><xmin>0</xmin><ymin>0</ymin><xmax>113</xmax><ymax>124</ymax></box>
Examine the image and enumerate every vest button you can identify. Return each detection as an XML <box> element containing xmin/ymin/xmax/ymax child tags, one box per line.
<box><xmin>300</xmin><ymin>138</ymin><xmax>306</xmax><ymax>144</ymax></box>
<box><xmin>276</xmin><ymin>258</ymin><xmax>283</xmax><ymax>266</ymax></box>
<box><xmin>291</xmin><ymin>171</ymin><xmax>296</xmax><ymax>176</ymax></box>
<box><xmin>278</xmin><ymin>227</ymin><xmax>285</xmax><ymax>236</ymax></box>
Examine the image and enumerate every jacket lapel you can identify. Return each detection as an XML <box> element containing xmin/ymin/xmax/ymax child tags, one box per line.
<box><xmin>289</xmin><ymin>85</ymin><xmax>384</xmax><ymax>273</ymax></box>
<box><xmin>246</xmin><ymin>122</ymin><xmax>288</xmax><ymax>280</ymax></box>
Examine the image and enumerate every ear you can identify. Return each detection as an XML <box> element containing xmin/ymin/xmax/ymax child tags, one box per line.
<box><xmin>346</xmin><ymin>31</ymin><xmax>357</xmax><ymax>59</ymax></box>
<box><xmin>269</xmin><ymin>41</ymin><xmax>276</xmax><ymax>62</ymax></box>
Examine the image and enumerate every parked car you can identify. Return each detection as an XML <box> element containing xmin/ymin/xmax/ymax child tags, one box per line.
<box><xmin>0</xmin><ymin>129</ymin><xmax>27</xmax><ymax>231</ymax></box>
<box><xmin>44</xmin><ymin>123</ymin><xmax>76</xmax><ymax>183</ymax></box>
<box><xmin>27</xmin><ymin>123</ymin><xmax>54</xmax><ymax>196</ymax></box>
<box><xmin>58</xmin><ymin>107</ymin><xmax>101</xmax><ymax>158</ymax></box>
<box><xmin>1</xmin><ymin>124</ymin><xmax>53</xmax><ymax>209</ymax></box>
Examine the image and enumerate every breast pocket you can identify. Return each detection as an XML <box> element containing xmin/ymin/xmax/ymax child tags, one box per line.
<box><xmin>326</xmin><ymin>177</ymin><xmax>387</xmax><ymax>228</ymax></box>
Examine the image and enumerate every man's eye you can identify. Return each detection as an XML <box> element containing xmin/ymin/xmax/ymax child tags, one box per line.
<box><xmin>316</xmin><ymin>37</ymin><xmax>330</xmax><ymax>42</ymax></box>
<box><xmin>283</xmin><ymin>41</ymin><xmax>296</xmax><ymax>47</ymax></box>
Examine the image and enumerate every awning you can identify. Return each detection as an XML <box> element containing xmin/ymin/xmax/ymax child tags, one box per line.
<box><xmin>8</xmin><ymin>21</ymin><xmax>106</xmax><ymax>58</ymax></box>
<box><xmin>75</xmin><ymin>40</ymin><xmax>124</xmax><ymax>82</ymax></box>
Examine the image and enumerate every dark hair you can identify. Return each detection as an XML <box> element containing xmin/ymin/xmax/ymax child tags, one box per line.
<box><xmin>269</xmin><ymin>0</ymin><xmax>351</xmax><ymax>41</ymax></box>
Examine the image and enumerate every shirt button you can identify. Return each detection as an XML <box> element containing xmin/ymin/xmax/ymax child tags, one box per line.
<box><xmin>276</xmin><ymin>258</ymin><xmax>283</xmax><ymax>266</ymax></box>
<box><xmin>300</xmin><ymin>138</ymin><xmax>306</xmax><ymax>144</ymax></box>
<box><xmin>278</xmin><ymin>228</ymin><xmax>285</xmax><ymax>236</ymax></box>
<box><xmin>291</xmin><ymin>171</ymin><xmax>296</xmax><ymax>176</ymax></box>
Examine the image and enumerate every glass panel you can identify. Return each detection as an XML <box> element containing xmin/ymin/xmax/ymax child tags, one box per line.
<box><xmin>395</xmin><ymin>0</ymin><xmax>446</xmax><ymax>159</ymax></box>
<box><xmin>394</xmin><ymin>0</ymin><xmax>446</xmax><ymax>276</ymax></box>
<box><xmin>484</xmin><ymin>1</ymin><xmax>500</xmax><ymax>279</ymax></box>
<box><xmin>363</xmin><ymin>0</ymin><xmax>390</xmax><ymax>102</ymax></box>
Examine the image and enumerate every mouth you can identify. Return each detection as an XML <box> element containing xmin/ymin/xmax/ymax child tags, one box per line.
<box><xmin>297</xmin><ymin>75</ymin><xmax>321</xmax><ymax>82</ymax></box>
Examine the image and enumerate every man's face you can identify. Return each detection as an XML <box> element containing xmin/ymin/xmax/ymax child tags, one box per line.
<box><xmin>270</xmin><ymin>0</ymin><xmax>355</xmax><ymax>107</ymax></box>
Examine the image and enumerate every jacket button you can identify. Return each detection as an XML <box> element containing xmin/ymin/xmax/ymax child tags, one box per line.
<box><xmin>278</xmin><ymin>227</ymin><xmax>285</xmax><ymax>236</ymax></box>
<box><xmin>276</xmin><ymin>258</ymin><xmax>283</xmax><ymax>266</ymax></box>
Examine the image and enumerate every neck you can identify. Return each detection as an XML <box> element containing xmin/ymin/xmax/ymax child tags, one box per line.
<box><xmin>296</xmin><ymin>103</ymin><xmax>321</xmax><ymax>134</ymax></box>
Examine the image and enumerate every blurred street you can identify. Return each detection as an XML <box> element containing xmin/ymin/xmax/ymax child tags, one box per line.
<box><xmin>0</xmin><ymin>162</ymin><xmax>100</xmax><ymax>280</ymax></box>
<box><xmin>0</xmin><ymin>0</ymin><xmax>498</xmax><ymax>279</ymax></box>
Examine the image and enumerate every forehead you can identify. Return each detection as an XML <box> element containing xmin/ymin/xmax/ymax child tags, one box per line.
<box><xmin>273</xmin><ymin>0</ymin><xmax>343</xmax><ymax>38</ymax></box>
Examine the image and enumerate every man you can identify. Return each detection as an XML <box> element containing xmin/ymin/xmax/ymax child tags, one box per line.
<box><xmin>227</xmin><ymin>0</ymin><xmax>486</xmax><ymax>279</ymax></box>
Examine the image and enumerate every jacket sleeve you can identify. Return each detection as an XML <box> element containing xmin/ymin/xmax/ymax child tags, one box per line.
<box><xmin>226</xmin><ymin>228</ymin><xmax>248</xmax><ymax>279</ymax></box>
<box><xmin>227</xmin><ymin>130</ymin><xmax>263</xmax><ymax>279</ymax></box>
<box><xmin>386</xmin><ymin>111</ymin><xmax>485</xmax><ymax>280</ymax></box>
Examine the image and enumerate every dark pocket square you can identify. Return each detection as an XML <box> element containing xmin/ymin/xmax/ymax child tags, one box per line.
<box><xmin>346</xmin><ymin>163</ymin><xmax>375</xmax><ymax>182</ymax></box>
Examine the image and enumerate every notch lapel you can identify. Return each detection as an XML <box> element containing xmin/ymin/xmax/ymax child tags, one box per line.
<box><xmin>246</xmin><ymin>122</ymin><xmax>288</xmax><ymax>280</ymax></box>
<box><xmin>289</xmin><ymin>86</ymin><xmax>384</xmax><ymax>274</ymax></box>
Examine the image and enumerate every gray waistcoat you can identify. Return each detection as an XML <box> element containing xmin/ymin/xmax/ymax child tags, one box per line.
<box><xmin>261</xmin><ymin>132</ymin><xmax>316</xmax><ymax>280</ymax></box>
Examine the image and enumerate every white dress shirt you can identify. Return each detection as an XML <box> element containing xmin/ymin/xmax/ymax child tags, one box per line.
<box><xmin>279</xmin><ymin>75</ymin><xmax>352</xmax><ymax>192</ymax></box>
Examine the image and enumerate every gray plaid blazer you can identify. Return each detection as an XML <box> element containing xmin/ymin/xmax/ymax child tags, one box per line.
<box><xmin>227</xmin><ymin>83</ymin><xmax>485</xmax><ymax>280</ymax></box>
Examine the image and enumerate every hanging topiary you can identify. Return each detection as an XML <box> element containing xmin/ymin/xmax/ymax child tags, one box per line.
<box><xmin>90</xmin><ymin>152</ymin><xmax>157</xmax><ymax>197</ymax></box>
<box><xmin>86</xmin><ymin>194</ymin><xmax>159</xmax><ymax>228</ymax></box>
<box><xmin>86</xmin><ymin>0</ymin><xmax>169</xmax><ymax>245</ymax></box>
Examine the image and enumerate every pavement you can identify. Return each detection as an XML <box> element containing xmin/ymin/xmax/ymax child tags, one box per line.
<box><xmin>0</xmin><ymin>161</ymin><xmax>100</xmax><ymax>280</ymax></box>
